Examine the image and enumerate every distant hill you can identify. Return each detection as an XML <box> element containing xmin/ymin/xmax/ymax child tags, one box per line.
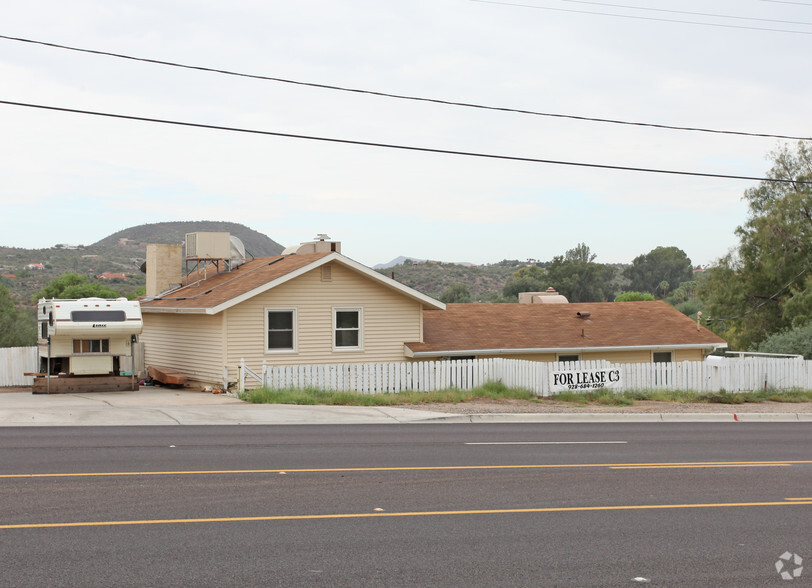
<box><xmin>378</xmin><ymin>260</ymin><xmax>528</xmax><ymax>301</ymax></box>
<box><xmin>96</xmin><ymin>221</ymin><xmax>285</xmax><ymax>257</ymax></box>
<box><xmin>373</xmin><ymin>256</ymin><xmax>425</xmax><ymax>270</ymax></box>
<box><xmin>373</xmin><ymin>256</ymin><xmax>476</xmax><ymax>270</ymax></box>
<box><xmin>0</xmin><ymin>221</ymin><xmax>285</xmax><ymax>306</ymax></box>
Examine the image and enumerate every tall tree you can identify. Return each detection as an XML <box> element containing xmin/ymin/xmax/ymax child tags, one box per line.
<box><xmin>502</xmin><ymin>265</ymin><xmax>546</xmax><ymax>299</ymax></box>
<box><xmin>699</xmin><ymin>142</ymin><xmax>812</xmax><ymax>349</ymax></box>
<box><xmin>34</xmin><ymin>273</ymin><xmax>121</xmax><ymax>301</ymax></box>
<box><xmin>0</xmin><ymin>285</ymin><xmax>36</xmax><ymax>347</ymax></box>
<box><xmin>544</xmin><ymin>255</ymin><xmax>615</xmax><ymax>302</ymax></box>
<box><xmin>625</xmin><ymin>246</ymin><xmax>693</xmax><ymax>296</ymax></box>
<box><xmin>564</xmin><ymin>242</ymin><xmax>596</xmax><ymax>263</ymax></box>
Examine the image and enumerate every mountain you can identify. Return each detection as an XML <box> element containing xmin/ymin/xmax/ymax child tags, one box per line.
<box><xmin>95</xmin><ymin>221</ymin><xmax>285</xmax><ymax>257</ymax></box>
<box><xmin>373</xmin><ymin>256</ymin><xmax>425</xmax><ymax>270</ymax></box>
<box><xmin>0</xmin><ymin>221</ymin><xmax>285</xmax><ymax>306</ymax></box>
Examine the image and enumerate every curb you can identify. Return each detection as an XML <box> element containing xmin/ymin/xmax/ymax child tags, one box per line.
<box><xmin>416</xmin><ymin>412</ymin><xmax>811</xmax><ymax>424</ymax></box>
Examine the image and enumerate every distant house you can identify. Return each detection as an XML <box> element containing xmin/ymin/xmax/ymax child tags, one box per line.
<box><xmin>139</xmin><ymin>236</ymin><xmax>727</xmax><ymax>389</ymax></box>
<box><xmin>25</xmin><ymin>263</ymin><xmax>45</xmax><ymax>270</ymax></box>
<box><xmin>98</xmin><ymin>272</ymin><xmax>129</xmax><ymax>280</ymax></box>
<box><xmin>1</xmin><ymin>274</ymin><xmax>15</xmax><ymax>279</ymax></box>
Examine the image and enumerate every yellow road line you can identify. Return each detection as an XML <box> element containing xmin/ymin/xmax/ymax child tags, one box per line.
<box><xmin>610</xmin><ymin>464</ymin><xmax>791</xmax><ymax>469</ymax></box>
<box><xmin>0</xmin><ymin>460</ymin><xmax>809</xmax><ymax>479</ymax></box>
<box><xmin>2</xmin><ymin>499</ymin><xmax>810</xmax><ymax>530</ymax></box>
<box><xmin>785</xmin><ymin>497</ymin><xmax>812</xmax><ymax>501</ymax></box>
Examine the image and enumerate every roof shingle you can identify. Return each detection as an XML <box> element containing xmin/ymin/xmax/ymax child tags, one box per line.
<box><xmin>406</xmin><ymin>301</ymin><xmax>726</xmax><ymax>355</ymax></box>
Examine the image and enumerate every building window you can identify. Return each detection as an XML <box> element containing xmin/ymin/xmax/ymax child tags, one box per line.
<box><xmin>73</xmin><ymin>339</ymin><xmax>110</xmax><ymax>353</ymax></box>
<box><xmin>266</xmin><ymin>308</ymin><xmax>297</xmax><ymax>352</ymax></box>
<box><xmin>557</xmin><ymin>354</ymin><xmax>580</xmax><ymax>363</ymax></box>
<box><xmin>653</xmin><ymin>351</ymin><xmax>672</xmax><ymax>363</ymax></box>
<box><xmin>333</xmin><ymin>307</ymin><xmax>362</xmax><ymax>350</ymax></box>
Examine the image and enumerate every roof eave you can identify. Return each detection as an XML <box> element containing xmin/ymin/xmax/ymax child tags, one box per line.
<box><xmin>405</xmin><ymin>342</ymin><xmax>728</xmax><ymax>359</ymax></box>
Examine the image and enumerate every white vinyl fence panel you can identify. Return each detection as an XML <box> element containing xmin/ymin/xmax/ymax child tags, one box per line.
<box><xmin>239</xmin><ymin>357</ymin><xmax>812</xmax><ymax>395</ymax></box>
<box><xmin>0</xmin><ymin>346</ymin><xmax>38</xmax><ymax>387</ymax></box>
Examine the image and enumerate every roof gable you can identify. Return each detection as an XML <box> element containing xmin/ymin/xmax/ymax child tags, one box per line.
<box><xmin>140</xmin><ymin>252</ymin><xmax>444</xmax><ymax>313</ymax></box>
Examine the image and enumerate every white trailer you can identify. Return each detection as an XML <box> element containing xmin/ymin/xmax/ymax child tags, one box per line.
<box><xmin>35</xmin><ymin>297</ymin><xmax>143</xmax><ymax>393</ymax></box>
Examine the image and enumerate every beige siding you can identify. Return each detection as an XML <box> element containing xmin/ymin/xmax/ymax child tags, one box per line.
<box><xmin>224</xmin><ymin>263</ymin><xmax>423</xmax><ymax>381</ymax></box>
<box><xmin>582</xmin><ymin>350</ymin><xmax>653</xmax><ymax>363</ymax></box>
<box><xmin>141</xmin><ymin>313</ymin><xmax>225</xmax><ymax>386</ymax></box>
<box><xmin>675</xmin><ymin>348</ymin><xmax>705</xmax><ymax>362</ymax></box>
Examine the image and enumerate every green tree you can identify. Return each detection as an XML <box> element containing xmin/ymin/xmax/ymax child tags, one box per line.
<box><xmin>626</xmin><ymin>246</ymin><xmax>693</xmax><ymax>296</ymax></box>
<box><xmin>502</xmin><ymin>265</ymin><xmax>546</xmax><ymax>299</ymax></box>
<box><xmin>755</xmin><ymin>321</ymin><xmax>812</xmax><ymax>359</ymax></box>
<box><xmin>439</xmin><ymin>282</ymin><xmax>472</xmax><ymax>303</ymax></box>
<box><xmin>564</xmin><ymin>242</ymin><xmax>596</xmax><ymax>263</ymax></box>
<box><xmin>614</xmin><ymin>291</ymin><xmax>655</xmax><ymax>302</ymax></box>
<box><xmin>699</xmin><ymin>142</ymin><xmax>811</xmax><ymax>349</ymax></box>
<box><xmin>34</xmin><ymin>273</ymin><xmax>121</xmax><ymax>301</ymax></box>
<box><xmin>0</xmin><ymin>284</ymin><xmax>36</xmax><ymax>347</ymax></box>
<box><xmin>543</xmin><ymin>254</ymin><xmax>616</xmax><ymax>303</ymax></box>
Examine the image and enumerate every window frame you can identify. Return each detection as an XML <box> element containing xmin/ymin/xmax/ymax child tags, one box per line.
<box><xmin>557</xmin><ymin>354</ymin><xmax>581</xmax><ymax>363</ymax></box>
<box><xmin>265</xmin><ymin>307</ymin><xmax>298</xmax><ymax>354</ymax></box>
<box><xmin>653</xmin><ymin>351</ymin><xmax>673</xmax><ymax>363</ymax></box>
<box><xmin>72</xmin><ymin>339</ymin><xmax>110</xmax><ymax>354</ymax></box>
<box><xmin>332</xmin><ymin>306</ymin><xmax>363</xmax><ymax>352</ymax></box>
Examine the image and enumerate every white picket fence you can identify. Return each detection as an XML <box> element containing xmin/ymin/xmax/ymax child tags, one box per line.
<box><xmin>0</xmin><ymin>347</ymin><xmax>38</xmax><ymax>387</ymax></box>
<box><xmin>240</xmin><ymin>356</ymin><xmax>812</xmax><ymax>396</ymax></box>
<box><xmin>2</xmin><ymin>347</ymin><xmax>808</xmax><ymax>394</ymax></box>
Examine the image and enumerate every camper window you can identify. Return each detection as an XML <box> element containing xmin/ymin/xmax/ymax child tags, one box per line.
<box><xmin>71</xmin><ymin>310</ymin><xmax>127</xmax><ymax>322</ymax></box>
<box><xmin>73</xmin><ymin>339</ymin><xmax>110</xmax><ymax>353</ymax></box>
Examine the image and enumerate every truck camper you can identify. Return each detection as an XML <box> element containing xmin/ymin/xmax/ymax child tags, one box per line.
<box><xmin>35</xmin><ymin>297</ymin><xmax>143</xmax><ymax>393</ymax></box>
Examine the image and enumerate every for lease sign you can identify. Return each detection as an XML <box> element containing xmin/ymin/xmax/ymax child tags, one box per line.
<box><xmin>549</xmin><ymin>367</ymin><xmax>623</xmax><ymax>392</ymax></box>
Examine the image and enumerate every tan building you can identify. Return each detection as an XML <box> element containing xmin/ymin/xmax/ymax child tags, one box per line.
<box><xmin>139</xmin><ymin>236</ymin><xmax>726</xmax><ymax>389</ymax></box>
<box><xmin>139</xmin><ymin>240</ymin><xmax>445</xmax><ymax>388</ymax></box>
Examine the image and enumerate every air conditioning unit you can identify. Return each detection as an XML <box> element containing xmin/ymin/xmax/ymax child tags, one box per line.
<box><xmin>185</xmin><ymin>232</ymin><xmax>231</xmax><ymax>260</ymax></box>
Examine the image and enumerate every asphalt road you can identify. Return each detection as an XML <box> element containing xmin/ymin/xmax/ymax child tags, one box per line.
<box><xmin>0</xmin><ymin>423</ymin><xmax>809</xmax><ymax>587</ymax></box>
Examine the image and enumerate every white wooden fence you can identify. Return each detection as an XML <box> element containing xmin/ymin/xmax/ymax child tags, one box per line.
<box><xmin>0</xmin><ymin>347</ymin><xmax>38</xmax><ymax>387</ymax></box>
<box><xmin>240</xmin><ymin>357</ymin><xmax>812</xmax><ymax>396</ymax></box>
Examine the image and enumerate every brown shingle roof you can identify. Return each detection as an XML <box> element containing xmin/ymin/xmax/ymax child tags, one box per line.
<box><xmin>139</xmin><ymin>252</ymin><xmax>445</xmax><ymax>313</ymax></box>
<box><xmin>140</xmin><ymin>252</ymin><xmax>332</xmax><ymax>312</ymax></box>
<box><xmin>406</xmin><ymin>301</ymin><xmax>726</xmax><ymax>356</ymax></box>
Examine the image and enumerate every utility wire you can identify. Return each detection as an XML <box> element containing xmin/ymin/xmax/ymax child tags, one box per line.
<box><xmin>548</xmin><ymin>0</ymin><xmax>812</xmax><ymax>26</ymax></box>
<box><xmin>2</xmin><ymin>99</ymin><xmax>811</xmax><ymax>184</ymax></box>
<box><xmin>761</xmin><ymin>0</ymin><xmax>812</xmax><ymax>6</ymax></box>
<box><xmin>0</xmin><ymin>34</ymin><xmax>809</xmax><ymax>142</ymax></box>
<box><xmin>470</xmin><ymin>0</ymin><xmax>812</xmax><ymax>35</ymax></box>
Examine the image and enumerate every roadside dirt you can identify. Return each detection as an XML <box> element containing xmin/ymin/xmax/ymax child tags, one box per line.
<box><xmin>404</xmin><ymin>398</ymin><xmax>812</xmax><ymax>414</ymax></box>
<box><xmin>2</xmin><ymin>386</ymin><xmax>809</xmax><ymax>414</ymax></box>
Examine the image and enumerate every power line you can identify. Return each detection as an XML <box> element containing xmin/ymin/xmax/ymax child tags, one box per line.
<box><xmin>761</xmin><ymin>0</ymin><xmax>812</xmax><ymax>6</ymax></box>
<box><xmin>2</xmin><ymin>98</ymin><xmax>810</xmax><ymax>184</ymax></box>
<box><xmin>469</xmin><ymin>0</ymin><xmax>812</xmax><ymax>35</ymax></box>
<box><xmin>0</xmin><ymin>34</ymin><xmax>809</xmax><ymax>142</ymax></box>
<box><xmin>549</xmin><ymin>0</ymin><xmax>812</xmax><ymax>26</ymax></box>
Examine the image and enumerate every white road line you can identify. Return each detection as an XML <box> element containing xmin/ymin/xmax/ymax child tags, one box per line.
<box><xmin>464</xmin><ymin>441</ymin><xmax>628</xmax><ymax>445</ymax></box>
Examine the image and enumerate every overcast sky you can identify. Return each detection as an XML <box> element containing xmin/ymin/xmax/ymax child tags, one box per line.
<box><xmin>1</xmin><ymin>0</ymin><xmax>809</xmax><ymax>268</ymax></box>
